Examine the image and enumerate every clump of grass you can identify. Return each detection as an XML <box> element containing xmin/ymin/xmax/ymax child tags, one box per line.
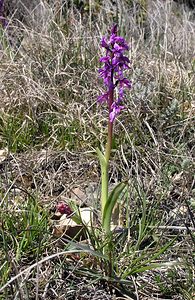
<box><xmin>0</xmin><ymin>195</ymin><xmax>50</xmax><ymax>298</ymax></box>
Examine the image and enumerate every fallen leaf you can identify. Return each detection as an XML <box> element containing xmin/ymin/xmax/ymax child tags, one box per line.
<box><xmin>53</xmin><ymin>207</ymin><xmax>94</xmax><ymax>240</ymax></box>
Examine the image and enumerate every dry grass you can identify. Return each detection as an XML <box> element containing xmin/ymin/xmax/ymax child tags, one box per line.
<box><xmin>0</xmin><ymin>0</ymin><xmax>194</xmax><ymax>299</ymax></box>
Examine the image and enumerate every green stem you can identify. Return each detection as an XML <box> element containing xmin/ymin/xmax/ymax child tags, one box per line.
<box><xmin>102</xmin><ymin>119</ymin><xmax>113</xmax><ymax>222</ymax></box>
<box><xmin>105</xmin><ymin>120</ymin><xmax>113</xmax><ymax>163</ymax></box>
<box><xmin>101</xmin><ymin>160</ymin><xmax>108</xmax><ymax>218</ymax></box>
<box><xmin>95</xmin><ymin>148</ymin><xmax>108</xmax><ymax>218</ymax></box>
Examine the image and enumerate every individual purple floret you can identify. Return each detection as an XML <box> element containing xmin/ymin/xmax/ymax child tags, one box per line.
<box><xmin>98</xmin><ymin>24</ymin><xmax>131</xmax><ymax>122</ymax></box>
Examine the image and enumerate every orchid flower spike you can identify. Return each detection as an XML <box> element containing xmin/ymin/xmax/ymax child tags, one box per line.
<box><xmin>98</xmin><ymin>24</ymin><xmax>131</xmax><ymax>122</ymax></box>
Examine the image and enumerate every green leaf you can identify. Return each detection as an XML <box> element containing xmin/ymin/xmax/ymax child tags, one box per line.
<box><xmin>96</xmin><ymin>147</ymin><xmax>107</xmax><ymax>167</ymax></box>
<box><xmin>103</xmin><ymin>182</ymin><xmax>127</xmax><ymax>233</ymax></box>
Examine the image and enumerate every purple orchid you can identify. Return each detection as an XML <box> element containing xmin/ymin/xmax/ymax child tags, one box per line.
<box><xmin>98</xmin><ymin>24</ymin><xmax>131</xmax><ymax>122</ymax></box>
<box><xmin>97</xmin><ymin>25</ymin><xmax>131</xmax><ymax>235</ymax></box>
